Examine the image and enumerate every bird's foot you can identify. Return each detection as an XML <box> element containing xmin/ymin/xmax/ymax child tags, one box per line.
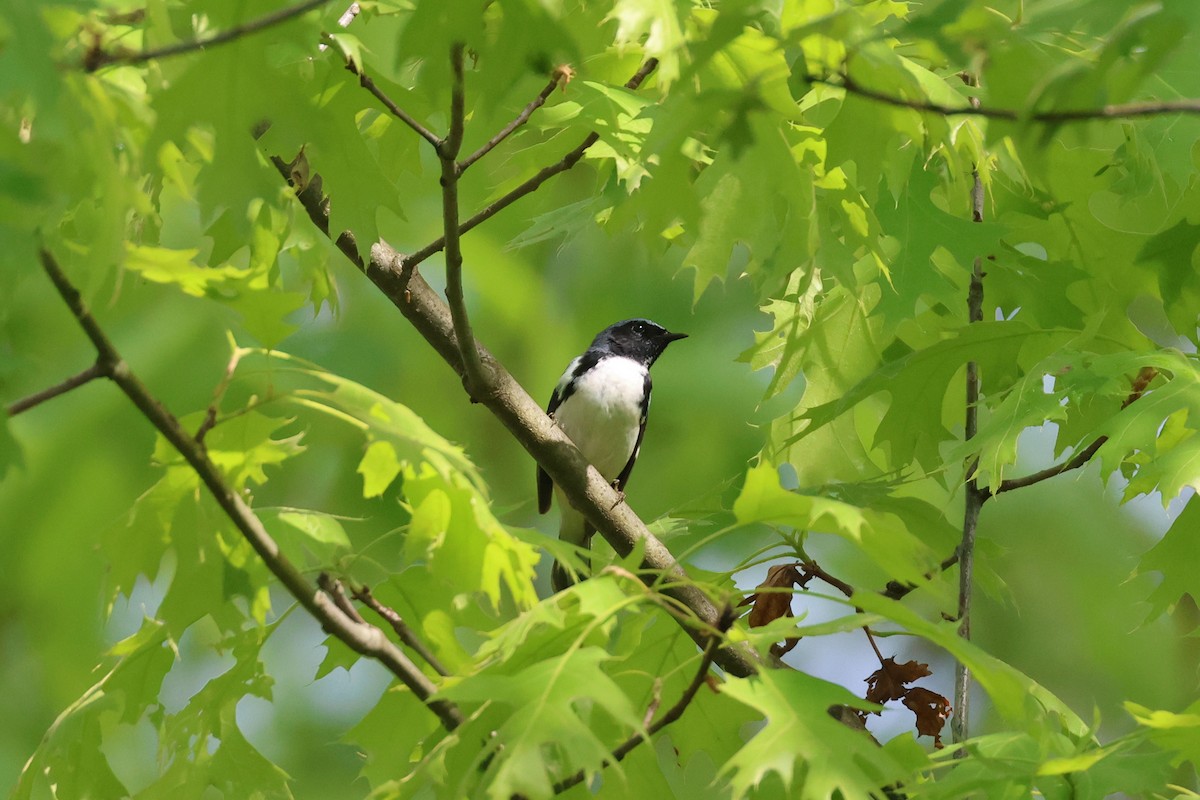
<box><xmin>609</xmin><ymin>481</ymin><xmax>626</xmax><ymax>510</ymax></box>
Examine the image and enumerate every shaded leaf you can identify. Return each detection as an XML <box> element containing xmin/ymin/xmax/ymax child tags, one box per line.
<box><xmin>720</xmin><ymin>669</ymin><xmax>909</xmax><ymax>799</ymax></box>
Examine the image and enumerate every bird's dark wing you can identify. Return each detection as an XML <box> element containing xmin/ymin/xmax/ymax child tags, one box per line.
<box><xmin>537</xmin><ymin>382</ymin><xmax>565</xmax><ymax>514</ymax></box>
<box><xmin>614</xmin><ymin>372</ymin><xmax>652</xmax><ymax>491</ymax></box>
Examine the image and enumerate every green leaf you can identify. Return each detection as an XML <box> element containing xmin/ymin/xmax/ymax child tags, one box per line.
<box><xmin>733</xmin><ymin>463</ymin><xmax>941</xmax><ymax>584</ymax></box>
<box><xmin>1136</xmin><ymin>495</ymin><xmax>1200</xmax><ymax>621</ymax></box>
<box><xmin>252</xmin><ymin>350</ymin><xmax>486</xmax><ymax>495</ymax></box>
<box><xmin>441</xmin><ymin>646</ymin><xmax>642</xmax><ymax>799</ymax></box>
<box><xmin>358</xmin><ymin>439</ymin><xmax>403</xmax><ymax>498</ymax></box>
<box><xmin>680</xmin><ymin>114</ymin><xmax>813</xmax><ymax>297</ymax></box>
<box><xmin>265</xmin><ymin>508</ymin><xmax>352</xmax><ymax>568</ymax></box>
<box><xmin>790</xmin><ymin>322</ymin><xmax>1075</xmax><ymax>472</ymax></box>
<box><xmin>402</xmin><ymin>465</ymin><xmax>540</xmax><ymax>610</ymax></box>
<box><xmin>719</xmin><ymin>669</ymin><xmax>908</xmax><ymax>798</ymax></box>
<box><xmin>0</xmin><ymin>409</ymin><xmax>24</xmax><ymax>474</ymax></box>
<box><xmin>125</xmin><ymin>244</ymin><xmax>244</xmax><ymax>296</ymax></box>
<box><xmin>13</xmin><ymin>618</ymin><xmax>174</xmax><ymax>800</ymax></box>
<box><xmin>182</xmin><ymin>410</ymin><xmax>306</xmax><ymax>490</ymax></box>
<box><xmin>873</xmin><ymin>163</ymin><xmax>1007</xmax><ymax>326</ymax></box>
<box><xmin>1126</xmin><ymin>699</ymin><xmax>1200</xmax><ymax>769</ymax></box>
<box><xmin>607</xmin><ymin>0</ymin><xmax>688</xmax><ymax>87</ymax></box>
<box><xmin>345</xmin><ymin>685</ymin><xmax>442</xmax><ymax>788</ymax></box>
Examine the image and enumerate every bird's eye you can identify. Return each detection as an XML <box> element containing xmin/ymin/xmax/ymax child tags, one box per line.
<box><xmin>632</xmin><ymin>322</ymin><xmax>646</xmax><ymax>334</ymax></box>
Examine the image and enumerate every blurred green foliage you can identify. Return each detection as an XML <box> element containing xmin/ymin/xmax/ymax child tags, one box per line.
<box><xmin>2</xmin><ymin>0</ymin><xmax>1200</xmax><ymax>797</ymax></box>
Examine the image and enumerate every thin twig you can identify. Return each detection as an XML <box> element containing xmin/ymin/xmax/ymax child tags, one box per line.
<box><xmin>37</xmin><ymin>247</ymin><xmax>464</xmax><ymax>732</ymax></box>
<box><xmin>335</xmin><ymin>44</ymin><xmax>442</xmax><ymax>150</ymax></box>
<box><xmin>812</xmin><ymin>72</ymin><xmax>1200</xmax><ymax>123</ymax></box>
<box><xmin>458</xmin><ymin>71</ymin><xmax>568</xmax><ymax>172</ymax></box>
<box><xmin>84</xmin><ymin>0</ymin><xmax>331</xmax><ymax>72</ymax></box>
<box><xmin>551</xmin><ymin>606</ymin><xmax>731</xmax><ymax>795</ymax></box>
<box><xmin>352</xmin><ymin>584</ymin><xmax>451</xmax><ymax>677</ymax></box>
<box><xmin>991</xmin><ymin>366</ymin><xmax>1159</xmax><ymax>495</ymax></box>
<box><xmin>6</xmin><ymin>362</ymin><xmax>106</xmax><ymax>416</ymax></box>
<box><xmin>953</xmin><ymin>161</ymin><xmax>988</xmax><ymax>748</ymax></box>
<box><xmin>801</xmin><ymin>560</ymin><xmax>855</xmax><ymax>598</ymax></box>
<box><xmin>864</xmin><ymin>627</ymin><xmax>887</xmax><ymax>664</ymax></box>
<box><xmin>195</xmin><ymin>341</ymin><xmax>245</xmax><ymax>444</ymax></box>
<box><xmin>439</xmin><ymin>43</ymin><xmax>488</xmax><ymax>395</ymax></box>
<box><xmin>403</xmin><ymin>58</ymin><xmax>659</xmax><ymax>269</ymax></box>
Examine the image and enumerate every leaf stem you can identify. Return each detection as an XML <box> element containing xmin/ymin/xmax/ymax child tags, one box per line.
<box><xmin>195</xmin><ymin>337</ymin><xmax>246</xmax><ymax>444</ymax></box>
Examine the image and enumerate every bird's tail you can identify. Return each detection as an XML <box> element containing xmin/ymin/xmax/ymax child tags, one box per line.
<box><xmin>551</xmin><ymin>504</ymin><xmax>594</xmax><ymax>593</ymax></box>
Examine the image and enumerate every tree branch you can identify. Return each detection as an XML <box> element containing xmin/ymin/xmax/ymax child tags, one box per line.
<box><xmin>953</xmin><ymin>161</ymin><xmax>988</xmax><ymax>748</ymax></box>
<box><xmin>6</xmin><ymin>362</ymin><xmax>106</xmax><ymax>416</ymax></box>
<box><xmin>439</xmin><ymin>43</ymin><xmax>489</xmax><ymax>395</ymax></box>
<box><xmin>458</xmin><ymin>69</ymin><xmax>570</xmax><ymax>173</ymax></box>
<box><xmin>352</xmin><ymin>584</ymin><xmax>452</xmax><ymax>677</ymax></box>
<box><xmin>813</xmin><ymin>72</ymin><xmax>1200</xmax><ymax>123</ymax></box>
<box><xmin>272</xmin><ymin>161</ymin><xmax>765</xmax><ymax>681</ymax></box>
<box><xmin>403</xmin><ymin>57</ymin><xmax>659</xmax><ymax>269</ymax></box>
<box><xmin>37</xmin><ymin>248</ymin><xmax>464</xmax><ymax>732</ymax></box>
<box><xmin>990</xmin><ymin>366</ymin><xmax>1159</xmax><ymax>495</ymax></box>
<box><xmin>84</xmin><ymin>0</ymin><xmax>332</xmax><ymax>72</ymax></box>
<box><xmin>551</xmin><ymin>605</ymin><xmax>731</xmax><ymax>795</ymax></box>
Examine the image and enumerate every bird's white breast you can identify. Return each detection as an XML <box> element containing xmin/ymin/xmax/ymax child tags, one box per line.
<box><xmin>554</xmin><ymin>355</ymin><xmax>647</xmax><ymax>480</ymax></box>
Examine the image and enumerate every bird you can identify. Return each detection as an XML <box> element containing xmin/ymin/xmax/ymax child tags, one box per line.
<box><xmin>537</xmin><ymin>318</ymin><xmax>687</xmax><ymax>592</ymax></box>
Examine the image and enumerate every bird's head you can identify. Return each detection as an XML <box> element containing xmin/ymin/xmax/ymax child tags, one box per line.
<box><xmin>591</xmin><ymin>318</ymin><xmax>687</xmax><ymax>366</ymax></box>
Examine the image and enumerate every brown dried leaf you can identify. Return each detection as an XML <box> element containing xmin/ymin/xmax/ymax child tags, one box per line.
<box><xmin>742</xmin><ymin>564</ymin><xmax>802</xmax><ymax>628</ymax></box>
<box><xmin>902</xmin><ymin>686</ymin><xmax>952</xmax><ymax>748</ymax></box>
<box><xmin>864</xmin><ymin>657</ymin><xmax>932</xmax><ymax>705</ymax></box>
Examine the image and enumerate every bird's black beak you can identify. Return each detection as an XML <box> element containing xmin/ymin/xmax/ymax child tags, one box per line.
<box><xmin>663</xmin><ymin>331</ymin><xmax>688</xmax><ymax>343</ymax></box>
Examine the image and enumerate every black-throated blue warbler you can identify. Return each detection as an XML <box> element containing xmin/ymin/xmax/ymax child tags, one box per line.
<box><xmin>537</xmin><ymin>319</ymin><xmax>687</xmax><ymax>592</ymax></box>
